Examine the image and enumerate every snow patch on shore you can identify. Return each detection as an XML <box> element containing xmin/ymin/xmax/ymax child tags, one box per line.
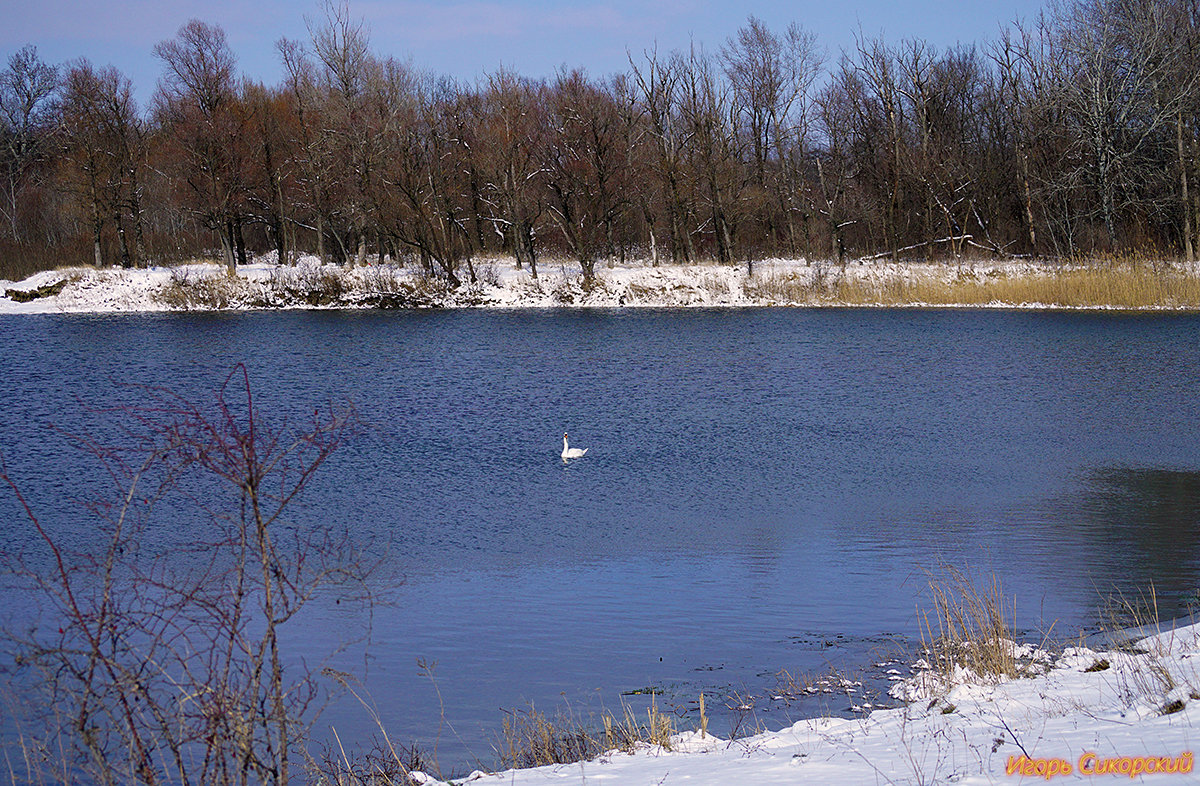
<box><xmin>407</xmin><ymin>621</ymin><xmax>1200</xmax><ymax>785</ymax></box>
<box><xmin>3</xmin><ymin>255</ymin><xmax>1191</xmax><ymax>314</ymax></box>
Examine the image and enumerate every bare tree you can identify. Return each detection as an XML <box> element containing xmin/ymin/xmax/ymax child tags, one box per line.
<box><xmin>382</xmin><ymin>72</ymin><xmax>476</xmax><ymax>286</ymax></box>
<box><xmin>544</xmin><ymin>69</ymin><xmax>629</xmax><ymax>283</ymax></box>
<box><xmin>1053</xmin><ymin>0</ymin><xmax>1192</xmax><ymax>250</ymax></box>
<box><xmin>0</xmin><ymin>45</ymin><xmax>59</xmax><ymax>245</ymax></box>
<box><xmin>243</xmin><ymin>81</ymin><xmax>296</xmax><ymax>267</ymax></box>
<box><xmin>629</xmin><ymin>48</ymin><xmax>696</xmax><ymax>263</ymax></box>
<box><xmin>153</xmin><ymin>20</ymin><xmax>246</xmax><ymax>273</ymax></box>
<box><xmin>679</xmin><ymin>46</ymin><xmax>740</xmax><ymax>266</ymax></box>
<box><xmin>278</xmin><ymin>36</ymin><xmax>336</xmax><ymax>265</ymax></box>
<box><xmin>61</xmin><ymin>60</ymin><xmax>147</xmax><ymax>268</ymax></box>
<box><xmin>851</xmin><ymin>34</ymin><xmax>906</xmax><ymax>260</ymax></box>
<box><xmin>308</xmin><ymin>1</ymin><xmax>375</xmax><ymax>267</ymax></box>
<box><xmin>991</xmin><ymin>27</ymin><xmax>1042</xmax><ymax>253</ymax></box>
<box><xmin>814</xmin><ymin>72</ymin><xmax>861</xmax><ymax>263</ymax></box>
<box><xmin>478</xmin><ymin>68</ymin><xmax>548</xmax><ymax>278</ymax></box>
<box><xmin>721</xmin><ymin>16</ymin><xmax>825</xmax><ymax>258</ymax></box>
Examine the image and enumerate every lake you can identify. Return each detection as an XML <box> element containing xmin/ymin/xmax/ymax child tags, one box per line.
<box><xmin>2</xmin><ymin>307</ymin><xmax>1200</xmax><ymax>774</ymax></box>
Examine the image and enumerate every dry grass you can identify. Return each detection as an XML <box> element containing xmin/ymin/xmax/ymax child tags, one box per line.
<box><xmin>919</xmin><ymin>565</ymin><xmax>1022</xmax><ymax>683</ymax></box>
<box><xmin>156</xmin><ymin>262</ymin><xmax>451</xmax><ymax>310</ymax></box>
<box><xmin>309</xmin><ymin>669</ymin><xmax>431</xmax><ymax>786</ymax></box>
<box><xmin>1094</xmin><ymin>585</ymin><xmax>1195</xmax><ymax>708</ymax></box>
<box><xmin>65</xmin><ymin>253</ymin><xmax>1200</xmax><ymax>311</ymax></box>
<box><xmin>495</xmin><ymin>698</ymin><xmax>677</xmax><ymax>770</ymax></box>
<box><xmin>833</xmin><ymin>263</ymin><xmax>1200</xmax><ymax>309</ymax></box>
<box><xmin>157</xmin><ymin>266</ymin><xmax>247</xmax><ymax>309</ymax></box>
<box><xmin>739</xmin><ymin>259</ymin><xmax>1200</xmax><ymax>309</ymax></box>
<box><xmin>268</xmin><ymin>264</ymin><xmax>348</xmax><ymax>306</ymax></box>
<box><xmin>742</xmin><ymin>264</ymin><xmax>844</xmax><ymax>302</ymax></box>
<box><xmin>308</xmin><ymin>735</ymin><xmax>427</xmax><ymax>786</ymax></box>
<box><xmin>1099</xmin><ymin>585</ymin><xmax>1163</xmax><ymax>646</ymax></box>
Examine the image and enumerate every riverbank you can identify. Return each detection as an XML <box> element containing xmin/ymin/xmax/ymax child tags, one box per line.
<box><xmin>5</xmin><ymin>256</ymin><xmax>1200</xmax><ymax>313</ymax></box>
<box><xmin>415</xmin><ymin>619</ymin><xmax>1200</xmax><ymax>785</ymax></box>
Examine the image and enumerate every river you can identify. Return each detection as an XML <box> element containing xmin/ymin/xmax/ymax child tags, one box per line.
<box><xmin>2</xmin><ymin>307</ymin><xmax>1199</xmax><ymax>773</ymax></box>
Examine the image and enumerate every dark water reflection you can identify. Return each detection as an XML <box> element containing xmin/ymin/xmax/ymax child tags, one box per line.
<box><xmin>1</xmin><ymin>308</ymin><xmax>1200</xmax><ymax>771</ymax></box>
<box><xmin>1043</xmin><ymin>468</ymin><xmax>1200</xmax><ymax>604</ymax></box>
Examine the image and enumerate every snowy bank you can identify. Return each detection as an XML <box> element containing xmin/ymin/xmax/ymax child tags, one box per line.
<box><xmin>414</xmin><ymin>621</ymin><xmax>1200</xmax><ymax>785</ymax></box>
<box><xmin>4</xmin><ymin>256</ymin><xmax>1200</xmax><ymax>314</ymax></box>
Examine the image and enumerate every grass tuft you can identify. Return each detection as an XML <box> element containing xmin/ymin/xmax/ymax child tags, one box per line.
<box><xmin>920</xmin><ymin>565</ymin><xmax>1021</xmax><ymax>684</ymax></box>
<box><xmin>495</xmin><ymin>698</ymin><xmax>676</xmax><ymax>770</ymax></box>
<box><xmin>1161</xmin><ymin>698</ymin><xmax>1186</xmax><ymax>715</ymax></box>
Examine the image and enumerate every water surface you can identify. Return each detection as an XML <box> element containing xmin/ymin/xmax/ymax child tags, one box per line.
<box><xmin>2</xmin><ymin>308</ymin><xmax>1199</xmax><ymax>771</ymax></box>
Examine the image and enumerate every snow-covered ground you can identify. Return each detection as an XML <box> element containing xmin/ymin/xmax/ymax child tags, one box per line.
<box><xmin>419</xmin><ymin>621</ymin><xmax>1200</xmax><ymax>785</ymax></box>
<box><xmin>1</xmin><ymin>255</ymin><xmax>1186</xmax><ymax>313</ymax></box>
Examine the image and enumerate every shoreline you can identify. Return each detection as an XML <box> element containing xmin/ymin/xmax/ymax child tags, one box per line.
<box><xmin>6</xmin><ymin>256</ymin><xmax>1200</xmax><ymax>315</ymax></box>
<box><xmin>411</xmin><ymin>617</ymin><xmax>1200</xmax><ymax>785</ymax></box>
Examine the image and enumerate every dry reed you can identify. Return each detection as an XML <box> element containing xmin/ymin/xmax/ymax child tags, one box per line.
<box><xmin>833</xmin><ymin>263</ymin><xmax>1200</xmax><ymax>309</ymax></box>
<box><xmin>920</xmin><ymin>565</ymin><xmax>1020</xmax><ymax>683</ymax></box>
<box><xmin>495</xmin><ymin>697</ymin><xmax>676</xmax><ymax>770</ymax></box>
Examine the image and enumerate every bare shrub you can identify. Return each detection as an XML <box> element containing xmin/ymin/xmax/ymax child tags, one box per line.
<box><xmin>268</xmin><ymin>263</ymin><xmax>349</xmax><ymax>306</ymax></box>
<box><xmin>1</xmin><ymin>365</ymin><xmax>376</xmax><ymax>785</ymax></box>
<box><xmin>742</xmin><ymin>269</ymin><xmax>821</xmax><ymax>301</ymax></box>
<box><xmin>477</xmin><ymin>261</ymin><xmax>502</xmax><ymax>288</ymax></box>
<box><xmin>303</xmin><ymin>667</ymin><xmax>435</xmax><ymax>785</ymax></box>
<box><xmin>357</xmin><ymin>265</ymin><xmax>406</xmax><ymax>296</ymax></box>
<box><xmin>158</xmin><ymin>266</ymin><xmax>246</xmax><ymax>309</ymax></box>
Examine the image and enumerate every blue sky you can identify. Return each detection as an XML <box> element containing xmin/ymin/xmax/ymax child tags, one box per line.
<box><xmin>3</xmin><ymin>0</ymin><xmax>1048</xmax><ymax>105</ymax></box>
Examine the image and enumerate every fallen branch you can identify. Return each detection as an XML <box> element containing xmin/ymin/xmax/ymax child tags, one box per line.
<box><xmin>861</xmin><ymin>236</ymin><xmax>975</xmax><ymax>261</ymax></box>
<box><xmin>6</xmin><ymin>279</ymin><xmax>66</xmax><ymax>302</ymax></box>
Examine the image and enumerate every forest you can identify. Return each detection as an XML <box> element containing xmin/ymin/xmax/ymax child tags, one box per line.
<box><xmin>2</xmin><ymin>0</ymin><xmax>1198</xmax><ymax>284</ymax></box>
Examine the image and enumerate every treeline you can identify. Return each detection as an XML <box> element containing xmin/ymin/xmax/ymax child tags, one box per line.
<box><xmin>3</xmin><ymin>0</ymin><xmax>1200</xmax><ymax>283</ymax></box>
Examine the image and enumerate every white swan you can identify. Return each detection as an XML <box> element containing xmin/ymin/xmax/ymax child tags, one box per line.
<box><xmin>561</xmin><ymin>432</ymin><xmax>588</xmax><ymax>459</ymax></box>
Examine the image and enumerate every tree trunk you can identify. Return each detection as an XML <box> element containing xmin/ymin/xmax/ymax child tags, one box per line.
<box><xmin>220</xmin><ymin>220</ymin><xmax>236</xmax><ymax>274</ymax></box>
<box><xmin>646</xmin><ymin>210</ymin><xmax>659</xmax><ymax>267</ymax></box>
<box><xmin>354</xmin><ymin>231</ymin><xmax>367</xmax><ymax>268</ymax></box>
<box><xmin>90</xmin><ymin>183</ymin><xmax>104</xmax><ymax>267</ymax></box>
<box><xmin>469</xmin><ymin>168</ymin><xmax>487</xmax><ymax>252</ymax></box>
<box><xmin>521</xmin><ymin>221</ymin><xmax>538</xmax><ymax>279</ymax></box>
<box><xmin>272</xmin><ymin>214</ymin><xmax>286</xmax><ymax>267</ymax></box>
<box><xmin>274</xmin><ymin>196</ymin><xmax>287</xmax><ymax>267</ymax></box>
<box><xmin>1020</xmin><ymin>147</ymin><xmax>1037</xmax><ymax>254</ymax></box>
<box><xmin>235</xmin><ymin>218</ymin><xmax>248</xmax><ymax>267</ymax></box>
<box><xmin>1179</xmin><ymin>111</ymin><xmax>1194</xmax><ymax>262</ymax></box>
<box><xmin>316</xmin><ymin>213</ymin><xmax>327</xmax><ymax>265</ymax></box>
<box><xmin>722</xmin><ymin>218</ymin><xmax>734</xmax><ymax>268</ymax></box>
<box><xmin>115</xmin><ymin>211</ymin><xmax>132</xmax><ymax>268</ymax></box>
<box><xmin>464</xmin><ymin>251</ymin><xmax>477</xmax><ymax>285</ymax></box>
<box><xmin>128</xmin><ymin>166</ymin><xmax>147</xmax><ymax>268</ymax></box>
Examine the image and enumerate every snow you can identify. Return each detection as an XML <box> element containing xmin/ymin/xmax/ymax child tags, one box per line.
<box><xmin>407</xmin><ymin>621</ymin><xmax>1200</xmax><ymax>785</ymax></box>
<box><xmin>3</xmin><ymin>255</ymin><xmax>1197</xmax><ymax>313</ymax></box>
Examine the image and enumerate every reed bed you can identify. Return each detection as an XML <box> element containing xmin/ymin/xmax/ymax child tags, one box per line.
<box><xmin>833</xmin><ymin>263</ymin><xmax>1200</xmax><ymax>309</ymax></box>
